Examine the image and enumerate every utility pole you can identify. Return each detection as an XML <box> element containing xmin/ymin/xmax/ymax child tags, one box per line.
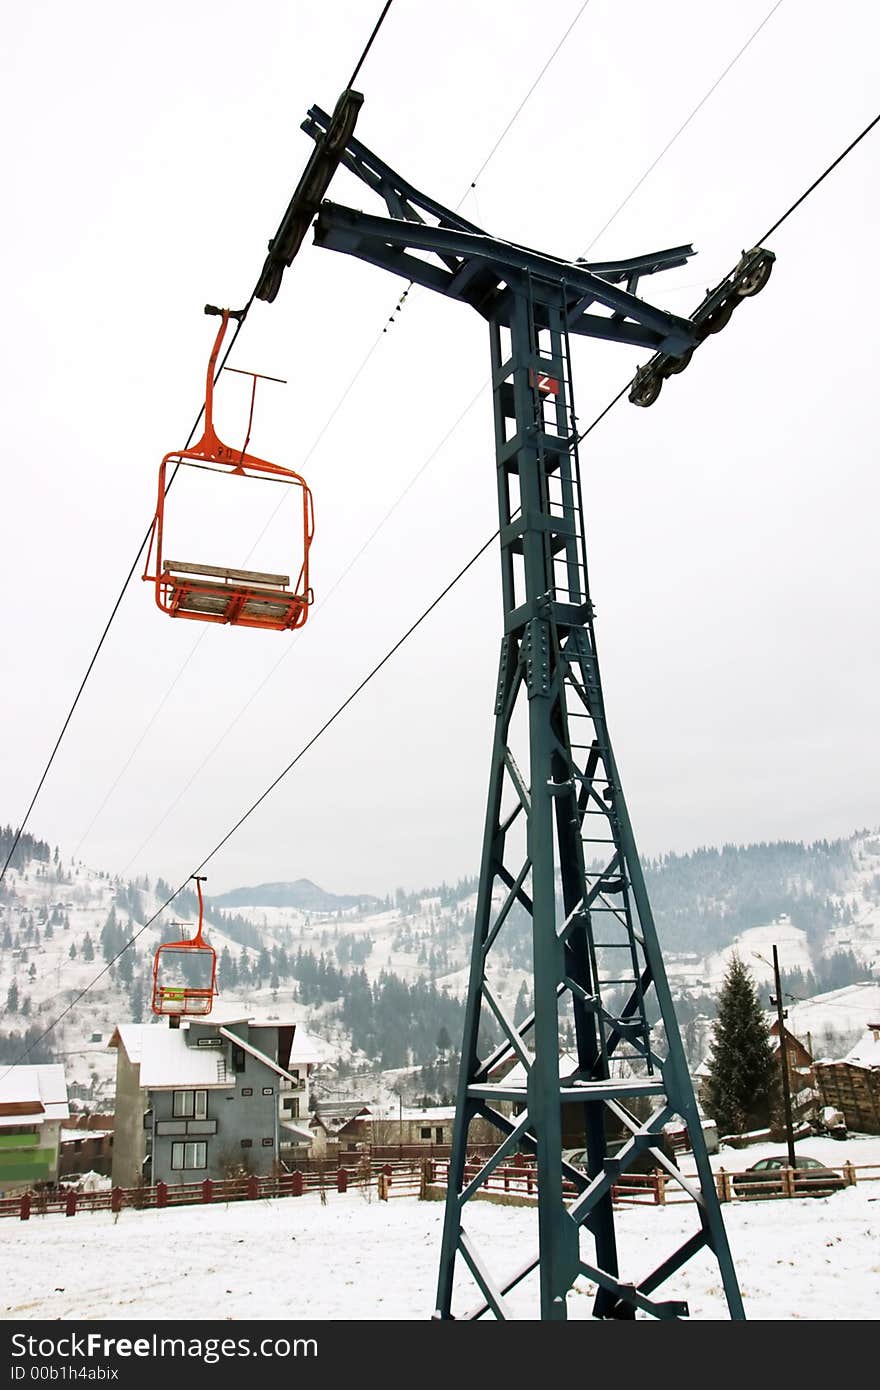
<box><xmin>770</xmin><ymin>945</ymin><xmax>797</xmax><ymax>1168</ymax></box>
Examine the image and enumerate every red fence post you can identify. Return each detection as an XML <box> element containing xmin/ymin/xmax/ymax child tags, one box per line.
<box><xmin>337</xmin><ymin>1168</ymin><xmax>348</xmax><ymax>1193</ymax></box>
<box><xmin>383</xmin><ymin>1162</ymin><xmax>392</xmax><ymax>1195</ymax></box>
<box><xmin>111</xmin><ymin>1187</ymin><xmax>123</xmax><ymax>1214</ymax></box>
<box><xmin>291</xmin><ymin>1170</ymin><xmax>304</xmax><ymax>1197</ymax></box>
<box><xmin>201</xmin><ymin>1178</ymin><xmax>213</xmax><ymax>1204</ymax></box>
<box><xmin>65</xmin><ymin>1190</ymin><xmax>77</xmax><ymax>1217</ymax></box>
<box><xmin>247</xmin><ymin>1174</ymin><xmax>260</xmax><ymax>1201</ymax></box>
<box><xmin>20</xmin><ymin>1193</ymin><xmax>31</xmax><ymax>1221</ymax></box>
<box><xmin>156</xmin><ymin>1181</ymin><xmax>168</xmax><ymax>1208</ymax></box>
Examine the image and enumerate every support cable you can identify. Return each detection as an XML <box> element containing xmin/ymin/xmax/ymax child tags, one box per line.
<box><xmin>582</xmin><ymin>0</ymin><xmax>786</xmax><ymax>255</ymax></box>
<box><xmin>0</xmin><ymin>0</ymin><xmax>397</xmax><ymax>888</ymax></box>
<box><xmin>0</xmin><ymin>530</ymin><xmax>498</xmax><ymax>1080</ymax></box>
<box><xmin>64</xmin><ymin>4</ymin><xmax>600</xmax><ymax>863</ymax></box>
<box><xmin>5</xmin><ymin>78</ymin><xmax>878</xmax><ymax>1071</ymax></box>
<box><xmin>0</xmin><ymin>300</ymin><xmax>254</xmax><ymax>888</ymax></box>
<box><xmin>96</xmin><ymin>1</ymin><xmax>791</xmax><ymax>860</ymax></box>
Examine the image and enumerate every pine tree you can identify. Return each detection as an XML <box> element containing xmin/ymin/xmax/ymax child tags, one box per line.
<box><xmin>513</xmin><ymin>980</ymin><xmax>530</xmax><ymax>1026</ymax></box>
<box><xmin>704</xmin><ymin>954</ymin><xmax>779</xmax><ymax>1136</ymax></box>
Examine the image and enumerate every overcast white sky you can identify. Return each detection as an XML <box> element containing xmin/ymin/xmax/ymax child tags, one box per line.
<box><xmin>2</xmin><ymin>0</ymin><xmax>878</xmax><ymax>898</ymax></box>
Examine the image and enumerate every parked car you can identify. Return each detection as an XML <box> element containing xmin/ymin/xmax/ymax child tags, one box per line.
<box><xmin>732</xmin><ymin>1153</ymin><xmax>846</xmax><ymax>1199</ymax></box>
<box><xmin>562</xmin><ymin>1135</ymin><xmax>678</xmax><ymax>1176</ymax></box>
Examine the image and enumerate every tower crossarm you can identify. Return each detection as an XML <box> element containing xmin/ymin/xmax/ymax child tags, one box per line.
<box><xmin>314</xmin><ymin>203</ymin><xmax>698</xmax><ymax>353</ymax></box>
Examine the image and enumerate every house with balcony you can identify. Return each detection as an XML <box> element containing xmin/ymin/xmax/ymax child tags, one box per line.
<box><xmin>108</xmin><ymin>1003</ymin><xmax>323</xmax><ymax>1186</ymax></box>
<box><xmin>0</xmin><ymin>1064</ymin><xmax>70</xmax><ymax>1194</ymax></box>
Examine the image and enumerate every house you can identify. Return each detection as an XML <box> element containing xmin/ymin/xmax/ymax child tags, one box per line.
<box><xmin>309</xmin><ymin>1103</ymin><xmax>372</xmax><ymax>1159</ymax></box>
<box><xmin>0</xmin><ymin>1063</ymin><xmax>70</xmax><ymax>1194</ymax></box>
<box><xmin>814</xmin><ymin>1025</ymin><xmax>880</xmax><ymax>1133</ymax></box>
<box><xmin>769</xmin><ymin>1019</ymin><xmax>816</xmax><ymax>1124</ymax></box>
<box><xmin>58</xmin><ymin>1114</ymin><xmax>115</xmax><ymax>1180</ymax></box>
<box><xmin>337</xmin><ymin>1105</ymin><xmax>497</xmax><ymax>1155</ymax></box>
<box><xmin>108</xmin><ymin>1003</ymin><xmax>323</xmax><ymax>1186</ymax></box>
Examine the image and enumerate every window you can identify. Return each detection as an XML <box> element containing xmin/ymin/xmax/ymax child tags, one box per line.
<box><xmin>172</xmin><ymin>1090</ymin><xmax>207</xmax><ymax>1120</ymax></box>
<box><xmin>262</xmin><ymin>1087</ymin><xmax>274</xmax><ymax>1096</ymax></box>
<box><xmin>241</xmin><ymin>1087</ymin><xmax>253</xmax><ymax>1097</ymax></box>
<box><xmin>283</xmin><ymin>1098</ymin><xmax>300</xmax><ymax>1119</ymax></box>
<box><xmin>435</xmin><ymin>1128</ymin><xmax>444</xmax><ymax>1144</ymax></box>
<box><xmin>241</xmin><ymin>1139</ymin><xmax>253</xmax><ymax>1149</ymax></box>
<box><xmin>171</xmin><ymin>1141</ymin><xmax>207</xmax><ymax>1170</ymax></box>
<box><xmin>420</xmin><ymin>1128</ymin><xmax>432</xmax><ymax>1140</ymax></box>
<box><xmin>231</xmin><ymin>1045</ymin><xmax>246</xmax><ymax>1073</ymax></box>
<box><xmin>261</xmin><ymin>1137</ymin><xmax>274</xmax><ymax>1147</ymax></box>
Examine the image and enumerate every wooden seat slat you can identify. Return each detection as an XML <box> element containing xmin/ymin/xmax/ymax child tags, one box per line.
<box><xmin>164</xmin><ymin>559</ymin><xmax>291</xmax><ymax>587</ymax></box>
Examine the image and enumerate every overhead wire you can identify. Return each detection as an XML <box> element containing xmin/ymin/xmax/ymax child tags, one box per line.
<box><xmin>6</xmin><ymin>16</ymin><xmax>879</xmax><ymax>1076</ymax></box>
<box><xmin>119</xmin><ymin>382</ymin><xmax>486</xmax><ymax>876</ymax></box>
<box><xmin>0</xmin><ymin>530</ymin><xmax>499</xmax><ymax>1081</ymax></box>
<box><xmin>582</xmin><ymin>0</ymin><xmax>786</xmax><ymax>256</ymax></box>
<box><xmin>7</xmin><ymin>101</ymin><xmax>880</xmax><ymax>1079</ymax></box>
<box><xmin>1</xmin><ymin>0</ymin><xmax>399</xmax><ymax>886</ymax></box>
<box><xmin>0</xmin><ymin>299</ymin><xmax>255</xmax><ymax>887</ymax></box>
<box><xmin>68</xmin><ymin>1</ymin><xmax>602</xmax><ymax>869</ymax></box>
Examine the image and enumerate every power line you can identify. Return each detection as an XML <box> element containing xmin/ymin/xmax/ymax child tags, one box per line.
<box><xmin>0</xmin><ymin>300</ymin><xmax>255</xmax><ymax>889</ymax></box>
<box><xmin>0</xmin><ymin>530</ymin><xmax>499</xmax><ymax>1081</ymax></box>
<box><xmin>347</xmin><ymin>0</ymin><xmax>395</xmax><ymax>89</ymax></box>
<box><xmin>1</xmin><ymin>0</ymin><xmax>399</xmax><ymax>888</ymax></box>
<box><xmin>583</xmin><ymin>0</ymin><xmax>786</xmax><ymax>255</ymax></box>
<box><xmin>120</xmin><ymin>383</ymin><xmax>486</xmax><ymax>877</ymax></box>
<box><xmin>757</xmin><ymin>109</ymin><xmax>880</xmax><ymax>243</ymax></box>
<box><xmin>67</xmin><ymin>6</ymin><xmax>600</xmax><ymax>866</ymax></box>
<box><xmin>7</xmin><ymin>75</ymin><xmax>879</xmax><ymax>1073</ymax></box>
<box><xmin>458</xmin><ymin>0</ymin><xmax>594</xmax><ymax>202</ymax></box>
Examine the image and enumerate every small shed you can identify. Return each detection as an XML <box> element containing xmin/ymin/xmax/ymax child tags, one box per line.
<box><xmin>814</xmin><ymin>1026</ymin><xmax>880</xmax><ymax>1133</ymax></box>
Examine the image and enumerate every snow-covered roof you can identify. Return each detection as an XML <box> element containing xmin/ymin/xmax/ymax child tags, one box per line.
<box><xmin>829</xmin><ymin>1029</ymin><xmax>880</xmax><ymax>1070</ymax></box>
<box><xmin>370</xmin><ymin>1106</ymin><xmax>457</xmax><ymax>1122</ymax></box>
<box><xmin>109</xmin><ymin>1025</ymin><xmax>234</xmax><ymax>1089</ymax></box>
<box><xmin>217</xmin><ymin>1027</ymin><xmax>297</xmax><ymax>1086</ymax></box>
<box><xmin>287</xmin><ymin>1028</ymin><xmax>328</xmax><ymax>1065</ymax></box>
<box><xmin>0</xmin><ymin>1064</ymin><xmax>69</xmax><ymax>1128</ymax></box>
<box><xmin>279</xmin><ymin>1120</ymin><xmax>313</xmax><ymax>1144</ymax></box>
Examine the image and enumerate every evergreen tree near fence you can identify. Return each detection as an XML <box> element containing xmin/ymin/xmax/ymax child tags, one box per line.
<box><xmin>704</xmin><ymin>954</ymin><xmax>779</xmax><ymax>1135</ymax></box>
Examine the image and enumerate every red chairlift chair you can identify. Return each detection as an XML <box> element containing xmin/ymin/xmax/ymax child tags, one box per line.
<box><xmin>143</xmin><ymin>307</ymin><xmax>314</xmax><ymax>631</ymax></box>
<box><xmin>151</xmin><ymin>875</ymin><xmax>217</xmax><ymax>1021</ymax></box>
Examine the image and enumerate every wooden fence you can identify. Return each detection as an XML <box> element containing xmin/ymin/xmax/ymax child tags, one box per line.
<box><xmin>425</xmin><ymin>1156</ymin><xmax>880</xmax><ymax>1208</ymax></box>
<box><xmin>1</xmin><ymin>1158</ymin><xmax>425</xmax><ymax>1221</ymax></box>
<box><xmin>6</xmin><ymin>1156</ymin><xmax>877</xmax><ymax>1220</ymax></box>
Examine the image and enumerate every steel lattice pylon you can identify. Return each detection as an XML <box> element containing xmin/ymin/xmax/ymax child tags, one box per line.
<box><xmin>284</xmin><ymin>96</ymin><xmax>767</xmax><ymax>1320</ymax></box>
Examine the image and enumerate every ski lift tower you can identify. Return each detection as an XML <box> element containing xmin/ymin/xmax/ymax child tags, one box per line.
<box><xmin>261</xmin><ymin>94</ymin><xmax>774</xmax><ymax>1320</ymax></box>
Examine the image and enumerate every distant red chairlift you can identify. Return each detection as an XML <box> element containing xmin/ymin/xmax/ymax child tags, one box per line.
<box><xmin>143</xmin><ymin>307</ymin><xmax>314</xmax><ymax>632</ymax></box>
<box><xmin>151</xmin><ymin>875</ymin><xmax>217</xmax><ymax>1020</ymax></box>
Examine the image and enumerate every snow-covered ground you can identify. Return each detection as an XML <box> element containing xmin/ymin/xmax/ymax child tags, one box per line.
<box><xmin>3</xmin><ymin>1137</ymin><xmax>879</xmax><ymax>1321</ymax></box>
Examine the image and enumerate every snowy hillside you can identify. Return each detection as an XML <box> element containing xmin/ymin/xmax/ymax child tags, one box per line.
<box><xmin>1</xmin><ymin>827</ymin><xmax>879</xmax><ymax>1107</ymax></box>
